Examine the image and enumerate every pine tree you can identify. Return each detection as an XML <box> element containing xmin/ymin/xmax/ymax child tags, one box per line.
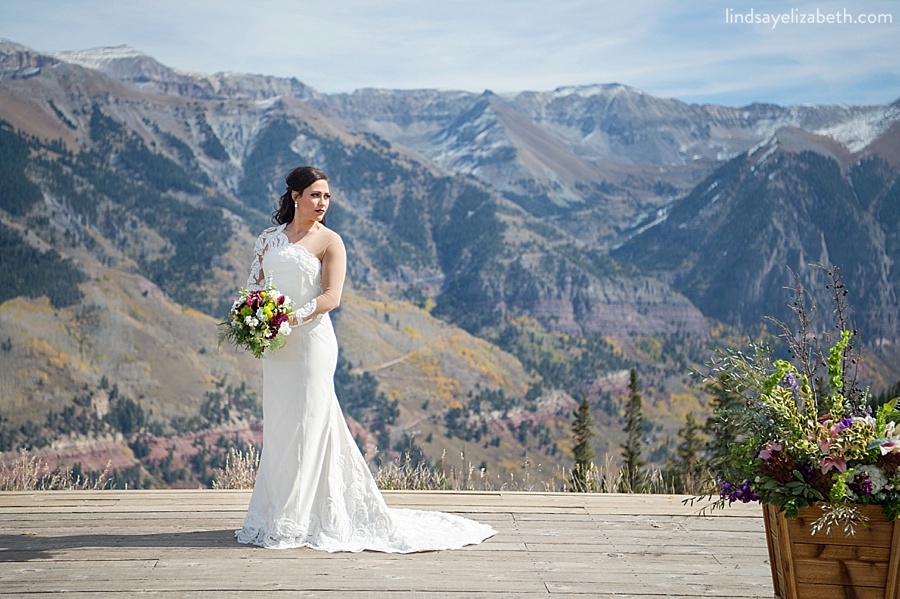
<box><xmin>667</xmin><ymin>412</ymin><xmax>706</xmax><ymax>493</ymax></box>
<box><xmin>702</xmin><ymin>372</ymin><xmax>742</xmax><ymax>469</ymax></box>
<box><xmin>872</xmin><ymin>379</ymin><xmax>900</xmax><ymax>410</ymax></box>
<box><xmin>620</xmin><ymin>367</ymin><xmax>645</xmax><ymax>492</ymax></box>
<box><xmin>570</xmin><ymin>397</ymin><xmax>595</xmax><ymax>492</ymax></box>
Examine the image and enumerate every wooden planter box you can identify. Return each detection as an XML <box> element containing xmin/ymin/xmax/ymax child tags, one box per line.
<box><xmin>763</xmin><ymin>503</ymin><xmax>900</xmax><ymax>599</ymax></box>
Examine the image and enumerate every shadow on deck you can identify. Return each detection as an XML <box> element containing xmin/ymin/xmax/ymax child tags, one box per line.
<box><xmin>0</xmin><ymin>490</ymin><xmax>772</xmax><ymax>598</ymax></box>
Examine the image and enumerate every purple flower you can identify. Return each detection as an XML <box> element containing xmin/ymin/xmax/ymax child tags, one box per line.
<box><xmin>780</xmin><ymin>373</ymin><xmax>798</xmax><ymax>392</ymax></box>
<box><xmin>798</xmin><ymin>462</ymin><xmax>814</xmax><ymax>481</ymax></box>
<box><xmin>839</xmin><ymin>417</ymin><xmax>853</xmax><ymax>430</ymax></box>
<box><xmin>719</xmin><ymin>478</ymin><xmax>759</xmax><ymax>503</ymax></box>
<box><xmin>850</xmin><ymin>472</ymin><xmax>874</xmax><ymax>497</ymax></box>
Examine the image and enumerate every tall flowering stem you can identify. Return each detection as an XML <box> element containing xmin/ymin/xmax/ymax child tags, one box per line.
<box><xmin>826</xmin><ymin>329</ymin><xmax>852</xmax><ymax>420</ymax></box>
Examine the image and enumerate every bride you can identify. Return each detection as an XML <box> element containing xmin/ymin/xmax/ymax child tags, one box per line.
<box><xmin>235</xmin><ymin>166</ymin><xmax>496</xmax><ymax>552</ymax></box>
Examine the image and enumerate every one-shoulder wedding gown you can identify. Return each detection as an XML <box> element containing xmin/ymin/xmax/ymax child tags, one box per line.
<box><xmin>235</xmin><ymin>224</ymin><xmax>496</xmax><ymax>552</ymax></box>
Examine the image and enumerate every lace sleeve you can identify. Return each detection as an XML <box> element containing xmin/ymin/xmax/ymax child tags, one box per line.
<box><xmin>246</xmin><ymin>231</ymin><xmax>267</xmax><ymax>291</ymax></box>
<box><xmin>295</xmin><ymin>298</ymin><xmax>317</xmax><ymax>319</ymax></box>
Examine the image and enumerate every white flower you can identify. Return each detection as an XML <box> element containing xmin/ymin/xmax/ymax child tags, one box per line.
<box><xmin>278</xmin><ymin>321</ymin><xmax>292</xmax><ymax>336</ymax></box>
<box><xmin>854</xmin><ymin>465</ymin><xmax>888</xmax><ymax>495</ymax></box>
<box><xmin>244</xmin><ymin>316</ymin><xmax>259</xmax><ymax>328</ymax></box>
<box><xmin>877</xmin><ymin>421</ymin><xmax>900</xmax><ymax>455</ymax></box>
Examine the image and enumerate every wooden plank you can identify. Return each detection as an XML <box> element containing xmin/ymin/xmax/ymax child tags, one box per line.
<box><xmin>793</xmin><ymin>557</ymin><xmax>888</xmax><ymax>587</ymax></box>
<box><xmin>792</xmin><ymin>542</ymin><xmax>893</xmax><ymax>562</ymax></box>
<box><xmin>793</xmin><ymin>582</ymin><xmax>888</xmax><ymax>599</ymax></box>
<box><xmin>0</xmin><ymin>593</ymin><xmax>561</xmax><ymax>599</ymax></box>
<box><xmin>789</xmin><ymin>506</ymin><xmax>895</xmax><ymax>547</ymax></box>
<box><xmin>0</xmin><ymin>575</ymin><xmax>550</xmax><ymax>594</ymax></box>
<box><xmin>544</xmin><ymin>578</ymin><xmax>775</xmax><ymax>597</ymax></box>
<box><xmin>0</xmin><ymin>489</ymin><xmax>764</xmax><ymax>515</ymax></box>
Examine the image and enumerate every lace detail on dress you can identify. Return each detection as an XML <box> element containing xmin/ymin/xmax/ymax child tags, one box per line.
<box><xmin>235</xmin><ymin>423</ymin><xmax>495</xmax><ymax>552</ymax></box>
<box><xmin>277</xmin><ymin>243</ymin><xmax>321</xmax><ymax>279</ymax></box>
<box><xmin>235</xmin><ymin>452</ymin><xmax>410</xmax><ymax>552</ymax></box>
<box><xmin>246</xmin><ymin>225</ymin><xmax>288</xmax><ymax>291</ymax></box>
<box><xmin>246</xmin><ymin>225</ymin><xmax>323</xmax><ymax>290</ymax></box>
<box><xmin>295</xmin><ymin>298</ymin><xmax>317</xmax><ymax>319</ymax></box>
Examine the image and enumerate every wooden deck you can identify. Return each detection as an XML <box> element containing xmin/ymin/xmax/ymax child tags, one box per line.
<box><xmin>0</xmin><ymin>490</ymin><xmax>773</xmax><ymax>598</ymax></box>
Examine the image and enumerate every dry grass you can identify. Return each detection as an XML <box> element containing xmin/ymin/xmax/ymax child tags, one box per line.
<box><xmin>2</xmin><ymin>446</ymin><xmax>681</xmax><ymax>494</ymax></box>
<box><xmin>211</xmin><ymin>446</ymin><xmax>260</xmax><ymax>490</ymax></box>
<box><xmin>375</xmin><ymin>450</ymin><xmax>676</xmax><ymax>493</ymax></box>
<box><xmin>375</xmin><ymin>451</ymin><xmax>452</xmax><ymax>490</ymax></box>
<box><xmin>0</xmin><ymin>450</ymin><xmax>111</xmax><ymax>491</ymax></box>
<box><xmin>377</xmin><ymin>450</ymin><xmax>561</xmax><ymax>491</ymax></box>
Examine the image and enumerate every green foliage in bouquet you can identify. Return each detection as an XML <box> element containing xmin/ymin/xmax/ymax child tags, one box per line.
<box><xmin>696</xmin><ymin>266</ymin><xmax>900</xmax><ymax>535</ymax></box>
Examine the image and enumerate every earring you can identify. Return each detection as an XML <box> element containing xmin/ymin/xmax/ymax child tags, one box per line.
<box><xmin>293</xmin><ymin>202</ymin><xmax>298</xmax><ymax>208</ymax></box>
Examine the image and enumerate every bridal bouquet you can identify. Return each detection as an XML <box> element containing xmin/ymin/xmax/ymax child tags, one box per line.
<box><xmin>218</xmin><ymin>280</ymin><xmax>295</xmax><ymax>359</ymax></box>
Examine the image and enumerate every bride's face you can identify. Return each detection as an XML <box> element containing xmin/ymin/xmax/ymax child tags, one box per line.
<box><xmin>292</xmin><ymin>180</ymin><xmax>331</xmax><ymax>223</ymax></box>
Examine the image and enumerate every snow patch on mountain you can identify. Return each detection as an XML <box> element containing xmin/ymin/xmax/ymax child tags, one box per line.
<box><xmin>815</xmin><ymin>104</ymin><xmax>900</xmax><ymax>153</ymax></box>
<box><xmin>52</xmin><ymin>45</ymin><xmax>147</xmax><ymax>70</ymax></box>
<box><xmin>550</xmin><ymin>83</ymin><xmax>638</xmax><ymax>100</ymax></box>
<box><xmin>51</xmin><ymin>44</ymin><xmax>193</xmax><ymax>87</ymax></box>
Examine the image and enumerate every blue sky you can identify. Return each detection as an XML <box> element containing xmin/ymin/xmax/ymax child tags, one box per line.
<box><xmin>1</xmin><ymin>0</ymin><xmax>898</xmax><ymax>106</ymax></box>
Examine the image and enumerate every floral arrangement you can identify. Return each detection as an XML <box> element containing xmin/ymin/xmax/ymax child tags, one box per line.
<box><xmin>218</xmin><ymin>279</ymin><xmax>295</xmax><ymax>359</ymax></box>
<box><xmin>698</xmin><ymin>267</ymin><xmax>900</xmax><ymax>535</ymax></box>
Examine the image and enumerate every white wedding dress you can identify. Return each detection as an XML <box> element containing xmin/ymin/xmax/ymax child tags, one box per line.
<box><xmin>235</xmin><ymin>224</ymin><xmax>496</xmax><ymax>552</ymax></box>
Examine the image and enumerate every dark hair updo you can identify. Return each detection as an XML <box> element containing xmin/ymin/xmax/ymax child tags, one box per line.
<box><xmin>273</xmin><ymin>166</ymin><xmax>329</xmax><ymax>225</ymax></box>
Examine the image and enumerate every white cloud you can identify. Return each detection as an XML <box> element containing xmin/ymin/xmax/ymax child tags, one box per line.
<box><xmin>0</xmin><ymin>0</ymin><xmax>897</xmax><ymax>105</ymax></box>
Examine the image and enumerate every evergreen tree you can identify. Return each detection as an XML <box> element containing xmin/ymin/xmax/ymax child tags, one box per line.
<box><xmin>667</xmin><ymin>412</ymin><xmax>706</xmax><ymax>493</ymax></box>
<box><xmin>702</xmin><ymin>373</ymin><xmax>742</xmax><ymax>470</ymax></box>
<box><xmin>620</xmin><ymin>367</ymin><xmax>645</xmax><ymax>492</ymax></box>
<box><xmin>570</xmin><ymin>397</ymin><xmax>595</xmax><ymax>492</ymax></box>
<box><xmin>872</xmin><ymin>379</ymin><xmax>900</xmax><ymax>410</ymax></box>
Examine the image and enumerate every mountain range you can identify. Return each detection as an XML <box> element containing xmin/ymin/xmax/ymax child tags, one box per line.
<box><xmin>1</xmin><ymin>39</ymin><xmax>899</xmax><ymax>487</ymax></box>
